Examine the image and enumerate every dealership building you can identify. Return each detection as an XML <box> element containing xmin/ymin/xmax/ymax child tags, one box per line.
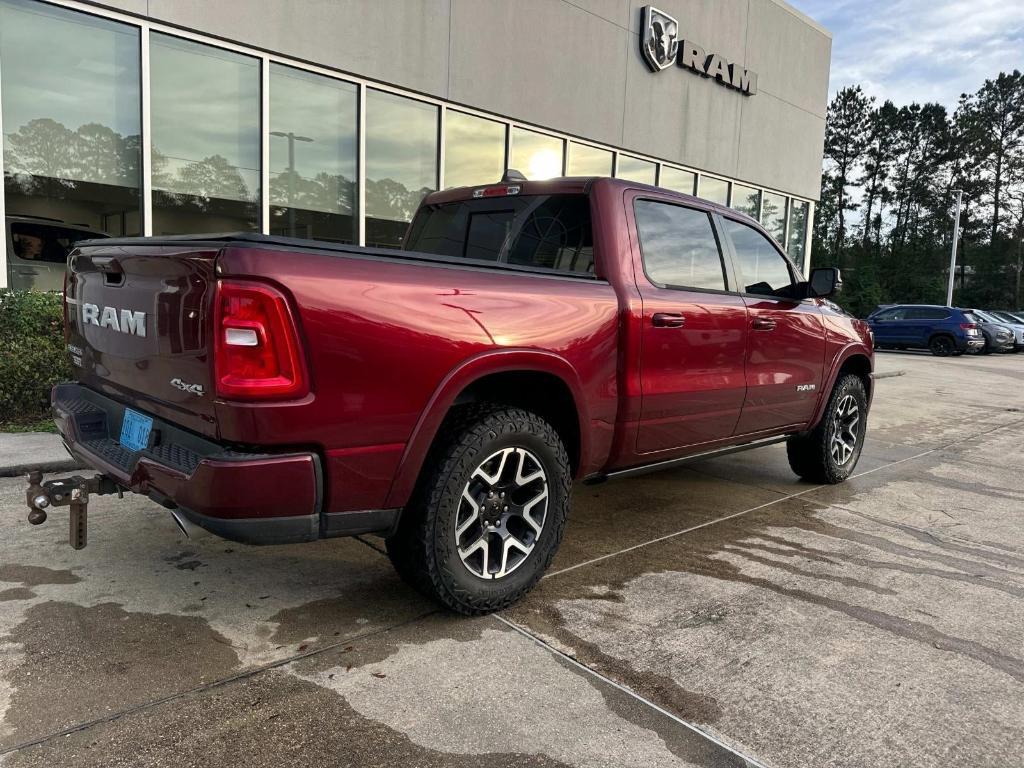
<box><xmin>0</xmin><ymin>0</ymin><xmax>831</xmax><ymax>288</ymax></box>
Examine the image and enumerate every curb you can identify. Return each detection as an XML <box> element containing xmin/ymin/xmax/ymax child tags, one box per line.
<box><xmin>0</xmin><ymin>458</ymin><xmax>85</xmax><ymax>479</ymax></box>
<box><xmin>873</xmin><ymin>370</ymin><xmax>906</xmax><ymax>380</ymax></box>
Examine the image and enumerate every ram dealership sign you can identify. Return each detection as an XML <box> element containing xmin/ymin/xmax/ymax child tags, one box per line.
<box><xmin>640</xmin><ymin>6</ymin><xmax>757</xmax><ymax>96</ymax></box>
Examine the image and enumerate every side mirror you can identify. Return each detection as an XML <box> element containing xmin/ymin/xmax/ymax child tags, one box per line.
<box><xmin>807</xmin><ymin>267</ymin><xmax>842</xmax><ymax>298</ymax></box>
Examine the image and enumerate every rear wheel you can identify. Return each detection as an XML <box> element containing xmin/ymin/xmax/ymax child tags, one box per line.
<box><xmin>386</xmin><ymin>405</ymin><xmax>571</xmax><ymax>615</ymax></box>
<box><xmin>929</xmin><ymin>335</ymin><xmax>955</xmax><ymax>356</ymax></box>
<box><xmin>787</xmin><ymin>374</ymin><xmax>867</xmax><ymax>484</ymax></box>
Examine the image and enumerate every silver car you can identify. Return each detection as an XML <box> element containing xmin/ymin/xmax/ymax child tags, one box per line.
<box><xmin>5</xmin><ymin>216</ymin><xmax>110</xmax><ymax>292</ymax></box>
<box><xmin>991</xmin><ymin>310</ymin><xmax>1024</xmax><ymax>329</ymax></box>
<box><xmin>967</xmin><ymin>309</ymin><xmax>1019</xmax><ymax>353</ymax></box>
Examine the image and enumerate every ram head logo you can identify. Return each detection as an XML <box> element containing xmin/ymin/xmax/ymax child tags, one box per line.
<box><xmin>641</xmin><ymin>6</ymin><xmax>679</xmax><ymax>72</ymax></box>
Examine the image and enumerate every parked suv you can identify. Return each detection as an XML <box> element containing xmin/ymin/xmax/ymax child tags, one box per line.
<box><xmin>867</xmin><ymin>304</ymin><xmax>983</xmax><ymax>356</ymax></box>
<box><xmin>5</xmin><ymin>215</ymin><xmax>110</xmax><ymax>291</ymax></box>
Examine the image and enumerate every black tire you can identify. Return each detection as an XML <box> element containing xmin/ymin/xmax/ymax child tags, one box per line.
<box><xmin>787</xmin><ymin>374</ymin><xmax>868</xmax><ymax>484</ymax></box>
<box><xmin>385</xmin><ymin>405</ymin><xmax>571</xmax><ymax>615</ymax></box>
<box><xmin>929</xmin><ymin>335</ymin><xmax>955</xmax><ymax>356</ymax></box>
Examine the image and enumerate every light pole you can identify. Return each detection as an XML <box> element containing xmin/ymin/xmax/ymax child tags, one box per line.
<box><xmin>270</xmin><ymin>130</ymin><xmax>313</xmax><ymax>236</ymax></box>
<box><xmin>946</xmin><ymin>189</ymin><xmax>964</xmax><ymax>307</ymax></box>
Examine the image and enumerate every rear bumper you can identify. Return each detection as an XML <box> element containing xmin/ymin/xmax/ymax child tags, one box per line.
<box><xmin>51</xmin><ymin>383</ymin><xmax>396</xmax><ymax>544</ymax></box>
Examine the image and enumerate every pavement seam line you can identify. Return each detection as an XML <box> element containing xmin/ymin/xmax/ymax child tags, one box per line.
<box><xmin>0</xmin><ymin>609</ymin><xmax>439</xmax><ymax>757</ymax></box>
<box><xmin>354</xmin><ymin>534</ymin><xmax>387</xmax><ymax>556</ymax></box>
<box><xmin>493</xmin><ymin>614</ymin><xmax>768</xmax><ymax>768</ymax></box>
<box><xmin>545</xmin><ymin>416</ymin><xmax>1024</xmax><ymax>580</ymax></box>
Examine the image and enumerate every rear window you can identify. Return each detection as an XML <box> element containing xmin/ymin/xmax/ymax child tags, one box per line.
<box><xmin>404</xmin><ymin>194</ymin><xmax>595</xmax><ymax>275</ymax></box>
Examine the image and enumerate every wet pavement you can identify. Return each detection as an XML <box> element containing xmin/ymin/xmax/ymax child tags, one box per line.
<box><xmin>1</xmin><ymin>351</ymin><xmax>1022</xmax><ymax>767</ymax></box>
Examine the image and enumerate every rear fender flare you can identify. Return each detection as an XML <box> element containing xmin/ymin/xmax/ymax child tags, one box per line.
<box><xmin>383</xmin><ymin>349</ymin><xmax>590</xmax><ymax>509</ymax></box>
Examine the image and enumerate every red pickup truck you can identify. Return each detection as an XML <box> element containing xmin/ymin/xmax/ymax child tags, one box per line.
<box><xmin>29</xmin><ymin>175</ymin><xmax>873</xmax><ymax>614</ymax></box>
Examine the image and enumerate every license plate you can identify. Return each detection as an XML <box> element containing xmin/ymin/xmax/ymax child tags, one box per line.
<box><xmin>119</xmin><ymin>408</ymin><xmax>153</xmax><ymax>452</ymax></box>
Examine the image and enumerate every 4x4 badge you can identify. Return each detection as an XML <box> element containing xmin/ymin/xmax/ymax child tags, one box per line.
<box><xmin>170</xmin><ymin>378</ymin><xmax>205</xmax><ymax>396</ymax></box>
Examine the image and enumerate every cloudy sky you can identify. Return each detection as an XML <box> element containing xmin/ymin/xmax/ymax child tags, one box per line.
<box><xmin>793</xmin><ymin>0</ymin><xmax>1024</xmax><ymax>109</ymax></box>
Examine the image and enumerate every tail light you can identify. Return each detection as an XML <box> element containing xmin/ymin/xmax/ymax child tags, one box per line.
<box><xmin>214</xmin><ymin>280</ymin><xmax>308</xmax><ymax>400</ymax></box>
<box><xmin>62</xmin><ymin>268</ymin><xmax>70</xmax><ymax>343</ymax></box>
<box><xmin>961</xmin><ymin>323</ymin><xmax>978</xmax><ymax>332</ymax></box>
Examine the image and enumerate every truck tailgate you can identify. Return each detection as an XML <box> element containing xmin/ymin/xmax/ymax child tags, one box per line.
<box><xmin>66</xmin><ymin>243</ymin><xmax>219</xmax><ymax>437</ymax></box>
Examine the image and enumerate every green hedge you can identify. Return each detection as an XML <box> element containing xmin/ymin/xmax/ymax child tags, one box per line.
<box><xmin>0</xmin><ymin>290</ymin><xmax>71</xmax><ymax>431</ymax></box>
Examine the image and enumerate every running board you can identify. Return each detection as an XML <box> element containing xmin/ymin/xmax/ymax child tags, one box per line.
<box><xmin>583</xmin><ymin>435</ymin><xmax>791</xmax><ymax>485</ymax></box>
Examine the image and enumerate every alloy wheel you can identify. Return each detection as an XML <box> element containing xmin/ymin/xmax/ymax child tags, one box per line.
<box><xmin>830</xmin><ymin>394</ymin><xmax>860</xmax><ymax>466</ymax></box>
<box><xmin>455</xmin><ymin>447</ymin><xmax>549</xmax><ymax>580</ymax></box>
<box><xmin>930</xmin><ymin>337</ymin><xmax>953</xmax><ymax>356</ymax></box>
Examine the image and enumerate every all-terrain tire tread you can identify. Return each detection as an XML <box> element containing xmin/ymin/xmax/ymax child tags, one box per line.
<box><xmin>386</xmin><ymin>404</ymin><xmax>571</xmax><ymax>615</ymax></box>
<box><xmin>786</xmin><ymin>374</ymin><xmax>867</xmax><ymax>485</ymax></box>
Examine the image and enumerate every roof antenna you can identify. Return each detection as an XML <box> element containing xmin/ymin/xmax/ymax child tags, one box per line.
<box><xmin>501</xmin><ymin>169</ymin><xmax>528</xmax><ymax>183</ymax></box>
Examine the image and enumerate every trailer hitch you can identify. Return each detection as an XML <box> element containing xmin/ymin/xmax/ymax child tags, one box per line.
<box><xmin>25</xmin><ymin>471</ymin><xmax>122</xmax><ymax>549</ymax></box>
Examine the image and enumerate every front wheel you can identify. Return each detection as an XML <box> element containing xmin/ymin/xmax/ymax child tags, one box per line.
<box><xmin>787</xmin><ymin>374</ymin><xmax>868</xmax><ymax>484</ymax></box>
<box><xmin>386</xmin><ymin>405</ymin><xmax>571</xmax><ymax>615</ymax></box>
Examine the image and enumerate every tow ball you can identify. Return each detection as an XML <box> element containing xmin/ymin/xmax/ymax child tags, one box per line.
<box><xmin>25</xmin><ymin>471</ymin><xmax>121</xmax><ymax>549</ymax></box>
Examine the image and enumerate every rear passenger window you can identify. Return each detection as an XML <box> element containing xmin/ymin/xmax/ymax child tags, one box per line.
<box><xmin>634</xmin><ymin>200</ymin><xmax>727</xmax><ymax>291</ymax></box>
<box><xmin>873</xmin><ymin>308</ymin><xmax>904</xmax><ymax>321</ymax></box>
<box><xmin>904</xmin><ymin>308</ymin><xmax>949</xmax><ymax>320</ymax></box>
<box><xmin>721</xmin><ymin>218</ymin><xmax>796</xmax><ymax>297</ymax></box>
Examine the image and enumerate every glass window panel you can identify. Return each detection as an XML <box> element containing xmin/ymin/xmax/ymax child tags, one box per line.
<box><xmin>698</xmin><ymin>176</ymin><xmax>730</xmax><ymax>206</ymax></box>
<box><xmin>405</xmin><ymin>194</ymin><xmax>594</xmax><ymax>274</ymax></box>
<box><xmin>444</xmin><ymin>110</ymin><xmax>505</xmax><ymax>189</ymax></box>
<box><xmin>722</xmin><ymin>218</ymin><xmax>795</xmax><ymax>297</ymax></box>
<box><xmin>150</xmin><ymin>34</ymin><xmax>260</xmax><ymax>235</ymax></box>
<box><xmin>634</xmin><ymin>200</ymin><xmax>726</xmax><ymax>291</ymax></box>
<box><xmin>509</xmin><ymin>128</ymin><xmax>563</xmax><ymax>180</ymax></box>
<box><xmin>268</xmin><ymin>64</ymin><xmax>357</xmax><ymax>243</ymax></box>
<box><xmin>787</xmin><ymin>200</ymin><xmax>810</xmax><ymax>269</ymax></box>
<box><xmin>365</xmin><ymin>89</ymin><xmax>438</xmax><ymax>248</ymax></box>
<box><xmin>567</xmin><ymin>143</ymin><xmax>612</xmax><ymax>176</ymax></box>
<box><xmin>730</xmin><ymin>183</ymin><xmax>761</xmax><ymax>219</ymax></box>
<box><xmin>761</xmin><ymin>191</ymin><xmax>787</xmax><ymax>245</ymax></box>
<box><xmin>659</xmin><ymin>166</ymin><xmax>696</xmax><ymax>195</ymax></box>
<box><xmin>1</xmin><ymin>0</ymin><xmax>141</xmax><ymax>261</ymax></box>
<box><xmin>615</xmin><ymin>155</ymin><xmax>656</xmax><ymax>185</ymax></box>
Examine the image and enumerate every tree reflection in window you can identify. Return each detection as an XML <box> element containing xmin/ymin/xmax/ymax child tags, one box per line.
<box><xmin>0</xmin><ymin>0</ymin><xmax>141</xmax><ymax>235</ymax></box>
<box><xmin>150</xmin><ymin>34</ymin><xmax>260</xmax><ymax>235</ymax></box>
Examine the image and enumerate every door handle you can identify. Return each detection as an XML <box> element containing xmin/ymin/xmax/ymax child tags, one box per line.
<box><xmin>652</xmin><ymin>312</ymin><xmax>686</xmax><ymax>328</ymax></box>
<box><xmin>751</xmin><ymin>317</ymin><xmax>777</xmax><ymax>331</ymax></box>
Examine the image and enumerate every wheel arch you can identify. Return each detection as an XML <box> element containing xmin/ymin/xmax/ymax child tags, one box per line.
<box><xmin>927</xmin><ymin>331</ymin><xmax>957</xmax><ymax>348</ymax></box>
<box><xmin>808</xmin><ymin>345</ymin><xmax>874</xmax><ymax>429</ymax></box>
<box><xmin>384</xmin><ymin>350</ymin><xmax>590</xmax><ymax>509</ymax></box>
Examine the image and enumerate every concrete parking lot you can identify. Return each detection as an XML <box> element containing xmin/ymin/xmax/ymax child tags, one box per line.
<box><xmin>1</xmin><ymin>351</ymin><xmax>1022</xmax><ymax>767</ymax></box>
